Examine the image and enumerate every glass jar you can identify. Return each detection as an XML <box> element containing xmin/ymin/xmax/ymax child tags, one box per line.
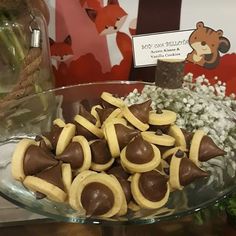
<box><xmin>0</xmin><ymin>0</ymin><xmax>54</xmax><ymax>102</ymax></box>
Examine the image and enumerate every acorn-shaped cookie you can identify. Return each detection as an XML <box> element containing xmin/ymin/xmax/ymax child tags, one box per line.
<box><xmin>101</xmin><ymin>91</ymin><xmax>125</xmax><ymax>108</ymax></box>
<box><xmin>131</xmin><ymin>170</ymin><xmax>170</xmax><ymax>209</ymax></box>
<box><xmin>42</xmin><ymin>121</ymin><xmax>76</xmax><ymax>155</ymax></box>
<box><xmin>91</xmin><ymin>104</ymin><xmax>103</xmax><ymax>127</ymax></box>
<box><xmin>189</xmin><ymin>130</ymin><xmax>226</xmax><ymax>165</ymax></box>
<box><xmin>108</xmin><ymin>165</ymin><xmax>132</xmax><ymax>206</ymax></box>
<box><xmin>169</xmin><ymin>149</ymin><xmax>208</xmax><ymax>190</ymax></box>
<box><xmin>75</xmin><ymin>173</ymin><xmax>124</xmax><ymax>217</ymax></box>
<box><xmin>11</xmin><ymin>139</ymin><xmax>58</xmax><ymax>181</ymax></box>
<box><xmin>41</xmin><ymin>123</ymin><xmax>64</xmax><ymax>151</ymax></box>
<box><xmin>56</xmin><ymin>135</ymin><xmax>91</xmax><ymax>174</ymax></box>
<box><xmin>120</xmin><ymin>135</ymin><xmax>161</xmax><ymax>173</ymax></box>
<box><xmin>69</xmin><ymin>170</ymin><xmax>97</xmax><ymax>210</ymax></box>
<box><xmin>90</xmin><ymin>139</ymin><xmax>114</xmax><ymax>171</ymax></box>
<box><xmin>74</xmin><ymin>105</ymin><xmax>103</xmax><ymax>141</ymax></box>
<box><xmin>61</xmin><ymin>163</ymin><xmax>72</xmax><ymax>193</ymax></box>
<box><xmin>162</xmin><ymin>146</ymin><xmax>187</xmax><ymax>164</ymax></box>
<box><xmin>168</xmin><ymin>124</ymin><xmax>187</xmax><ymax>148</ymax></box>
<box><xmin>104</xmin><ymin>123</ymin><xmax>140</xmax><ymax>158</ymax></box>
<box><xmin>181</xmin><ymin>128</ymin><xmax>193</xmax><ymax>149</ymax></box>
<box><xmin>149</xmin><ymin>108</ymin><xmax>177</xmax><ymax>132</ymax></box>
<box><xmin>95</xmin><ymin>106</ymin><xmax>121</xmax><ymax>126</ymax></box>
<box><xmin>123</xmin><ymin>100</ymin><xmax>152</xmax><ymax>131</ymax></box>
<box><xmin>23</xmin><ymin>162</ymin><xmax>67</xmax><ymax>202</ymax></box>
<box><xmin>141</xmin><ymin>129</ymin><xmax>175</xmax><ymax>147</ymax></box>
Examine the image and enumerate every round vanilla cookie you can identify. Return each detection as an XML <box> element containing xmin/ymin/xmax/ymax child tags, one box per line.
<box><xmin>189</xmin><ymin>130</ymin><xmax>205</xmax><ymax>165</ymax></box>
<box><xmin>100</xmin><ymin>107</ymin><xmax>122</xmax><ymax>125</ymax></box>
<box><xmin>91</xmin><ymin>105</ymin><xmax>102</xmax><ymax>127</ymax></box>
<box><xmin>120</xmin><ymin>144</ymin><xmax>161</xmax><ymax>173</ymax></box>
<box><xmin>23</xmin><ymin>176</ymin><xmax>67</xmax><ymax>202</ymax></box>
<box><xmin>156</xmin><ymin>159</ymin><xmax>170</xmax><ymax>175</ymax></box>
<box><xmin>141</xmin><ymin>131</ymin><xmax>175</xmax><ymax>146</ymax></box>
<box><xmin>123</xmin><ymin>105</ymin><xmax>149</xmax><ymax>131</ymax></box>
<box><xmin>61</xmin><ymin>163</ymin><xmax>72</xmax><ymax>194</ymax></box>
<box><xmin>168</xmin><ymin>125</ymin><xmax>187</xmax><ymax>148</ymax></box>
<box><xmin>162</xmin><ymin>146</ymin><xmax>187</xmax><ymax>161</ymax></box>
<box><xmin>53</xmin><ymin>118</ymin><xmax>66</xmax><ymax>127</ymax></box>
<box><xmin>103</xmin><ymin>123</ymin><xmax>120</xmax><ymax>158</ymax></box>
<box><xmin>69</xmin><ymin>170</ymin><xmax>97</xmax><ymax>210</ymax></box>
<box><xmin>149</xmin><ymin>110</ymin><xmax>177</xmax><ymax>125</ymax></box>
<box><xmin>131</xmin><ymin>171</ymin><xmax>170</xmax><ymax>209</ymax></box>
<box><xmin>74</xmin><ymin>114</ymin><xmax>104</xmax><ymax>139</ymax></box>
<box><xmin>169</xmin><ymin>152</ymin><xmax>187</xmax><ymax>190</ymax></box>
<box><xmin>72</xmin><ymin>136</ymin><xmax>92</xmax><ymax>175</ymax></box>
<box><xmin>89</xmin><ymin>140</ymin><xmax>115</xmax><ymax>172</ymax></box>
<box><xmin>77</xmin><ymin>173</ymin><xmax>123</xmax><ymax>217</ymax></box>
<box><xmin>101</xmin><ymin>117</ymin><xmax>127</xmax><ymax>130</ymax></box>
<box><xmin>11</xmin><ymin>139</ymin><xmax>38</xmax><ymax>181</ymax></box>
<box><xmin>56</xmin><ymin>123</ymin><xmax>76</xmax><ymax>155</ymax></box>
<box><xmin>101</xmin><ymin>92</ymin><xmax>125</xmax><ymax>108</ymax></box>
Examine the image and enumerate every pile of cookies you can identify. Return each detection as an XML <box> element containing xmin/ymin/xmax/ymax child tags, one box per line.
<box><xmin>11</xmin><ymin>92</ymin><xmax>226</xmax><ymax>218</ymax></box>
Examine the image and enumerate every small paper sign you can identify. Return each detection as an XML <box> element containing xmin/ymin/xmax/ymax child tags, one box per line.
<box><xmin>132</xmin><ymin>30</ymin><xmax>193</xmax><ymax>68</ymax></box>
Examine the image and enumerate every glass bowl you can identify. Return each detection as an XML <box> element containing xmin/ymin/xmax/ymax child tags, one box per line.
<box><xmin>0</xmin><ymin>81</ymin><xmax>235</xmax><ymax>226</ymax></box>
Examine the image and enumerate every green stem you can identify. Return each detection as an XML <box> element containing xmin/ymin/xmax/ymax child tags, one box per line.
<box><xmin>0</xmin><ymin>13</ymin><xmax>27</xmax><ymax>65</ymax></box>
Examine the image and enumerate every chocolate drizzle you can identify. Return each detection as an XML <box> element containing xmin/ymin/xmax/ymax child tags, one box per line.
<box><xmin>95</xmin><ymin>107</ymin><xmax>115</xmax><ymax>124</ymax></box>
<box><xmin>198</xmin><ymin>136</ymin><xmax>226</xmax><ymax>162</ymax></box>
<box><xmin>90</xmin><ymin>140</ymin><xmax>112</xmax><ymax>164</ymax></box>
<box><xmin>179</xmin><ymin>158</ymin><xmax>208</xmax><ymax>186</ymax></box>
<box><xmin>56</xmin><ymin>142</ymin><xmax>84</xmax><ymax>169</ymax></box>
<box><xmin>126</xmin><ymin>135</ymin><xmax>154</xmax><ymax>164</ymax></box>
<box><xmin>23</xmin><ymin>145</ymin><xmax>58</xmax><ymax>176</ymax></box>
<box><xmin>115</xmin><ymin>124</ymin><xmax>140</xmax><ymax>150</ymax></box>
<box><xmin>81</xmin><ymin>182</ymin><xmax>114</xmax><ymax>216</ymax></box>
<box><xmin>128</xmin><ymin>100</ymin><xmax>152</xmax><ymax>123</ymax></box>
<box><xmin>138</xmin><ymin>170</ymin><xmax>168</xmax><ymax>202</ymax></box>
<box><xmin>35</xmin><ymin>162</ymin><xmax>65</xmax><ymax>191</ymax></box>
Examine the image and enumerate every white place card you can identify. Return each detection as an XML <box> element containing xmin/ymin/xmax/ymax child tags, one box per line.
<box><xmin>132</xmin><ymin>30</ymin><xmax>193</xmax><ymax>68</ymax></box>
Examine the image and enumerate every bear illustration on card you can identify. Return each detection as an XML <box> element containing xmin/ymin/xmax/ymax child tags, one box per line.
<box><xmin>186</xmin><ymin>21</ymin><xmax>230</xmax><ymax>69</ymax></box>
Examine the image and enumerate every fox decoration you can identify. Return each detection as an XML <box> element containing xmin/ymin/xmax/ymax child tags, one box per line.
<box><xmin>50</xmin><ymin>0</ymin><xmax>135</xmax><ymax>87</ymax></box>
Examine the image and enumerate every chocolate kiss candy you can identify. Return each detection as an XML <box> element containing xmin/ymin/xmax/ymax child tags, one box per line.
<box><xmin>95</xmin><ymin>107</ymin><xmax>115</xmax><ymax>124</ymax></box>
<box><xmin>35</xmin><ymin>162</ymin><xmax>65</xmax><ymax>191</ymax></box>
<box><xmin>126</xmin><ymin>135</ymin><xmax>154</xmax><ymax>164</ymax></box>
<box><xmin>116</xmin><ymin>177</ymin><xmax>132</xmax><ymax>204</ymax></box>
<box><xmin>129</xmin><ymin>100</ymin><xmax>152</xmax><ymax>123</ymax></box>
<box><xmin>107</xmin><ymin>165</ymin><xmax>130</xmax><ymax>180</ymax></box>
<box><xmin>198</xmin><ymin>136</ymin><xmax>226</xmax><ymax>162</ymax></box>
<box><xmin>56</xmin><ymin>142</ymin><xmax>84</xmax><ymax>170</ymax></box>
<box><xmin>80</xmin><ymin>182</ymin><xmax>114</xmax><ymax>216</ymax></box>
<box><xmin>115</xmin><ymin>124</ymin><xmax>140</xmax><ymax>150</ymax></box>
<box><xmin>79</xmin><ymin>105</ymin><xmax>97</xmax><ymax>125</ymax></box>
<box><xmin>179</xmin><ymin>158</ymin><xmax>208</xmax><ymax>186</ymax></box>
<box><xmin>90</xmin><ymin>139</ymin><xmax>112</xmax><ymax>165</ymax></box>
<box><xmin>43</xmin><ymin>125</ymin><xmax>63</xmax><ymax>151</ymax></box>
<box><xmin>23</xmin><ymin>145</ymin><xmax>58</xmax><ymax>176</ymax></box>
<box><xmin>138</xmin><ymin>170</ymin><xmax>168</xmax><ymax>202</ymax></box>
<box><xmin>181</xmin><ymin>129</ymin><xmax>193</xmax><ymax>149</ymax></box>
